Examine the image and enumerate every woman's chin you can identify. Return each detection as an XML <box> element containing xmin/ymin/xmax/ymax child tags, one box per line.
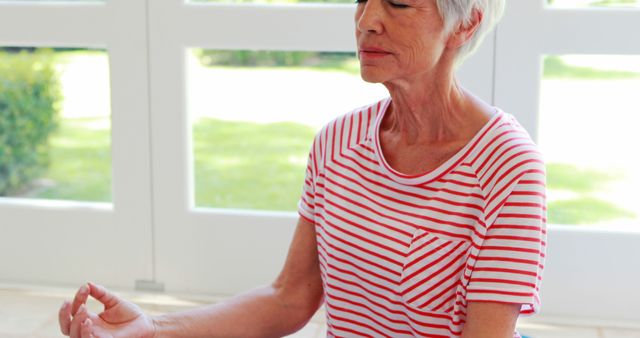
<box><xmin>359</xmin><ymin>68</ymin><xmax>388</xmax><ymax>84</ymax></box>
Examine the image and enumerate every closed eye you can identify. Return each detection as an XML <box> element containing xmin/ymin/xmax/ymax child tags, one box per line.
<box><xmin>355</xmin><ymin>0</ymin><xmax>409</xmax><ymax>8</ymax></box>
<box><xmin>387</xmin><ymin>0</ymin><xmax>409</xmax><ymax>8</ymax></box>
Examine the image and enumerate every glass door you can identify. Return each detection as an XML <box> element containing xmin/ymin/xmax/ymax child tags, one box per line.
<box><xmin>0</xmin><ymin>0</ymin><xmax>154</xmax><ymax>289</ymax></box>
<box><xmin>148</xmin><ymin>0</ymin><xmax>497</xmax><ymax>294</ymax></box>
<box><xmin>494</xmin><ymin>0</ymin><xmax>640</xmax><ymax>325</ymax></box>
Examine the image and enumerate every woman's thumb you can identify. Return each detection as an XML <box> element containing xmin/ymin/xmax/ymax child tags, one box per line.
<box><xmin>87</xmin><ymin>282</ymin><xmax>120</xmax><ymax>309</ymax></box>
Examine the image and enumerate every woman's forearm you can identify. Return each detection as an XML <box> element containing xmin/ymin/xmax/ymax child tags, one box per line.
<box><xmin>152</xmin><ymin>284</ymin><xmax>314</xmax><ymax>338</ymax></box>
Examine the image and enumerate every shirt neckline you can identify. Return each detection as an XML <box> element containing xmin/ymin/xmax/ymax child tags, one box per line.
<box><xmin>373</xmin><ymin>97</ymin><xmax>504</xmax><ymax>186</ymax></box>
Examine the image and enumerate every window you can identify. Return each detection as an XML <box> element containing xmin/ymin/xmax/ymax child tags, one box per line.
<box><xmin>495</xmin><ymin>0</ymin><xmax>640</xmax><ymax>324</ymax></box>
<box><xmin>540</xmin><ymin>55</ymin><xmax>640</xmax><ymax>229</ymax></box>
<box><xmin>2</xmin><ymin>0</ymin><xmax>639</xmax><ymax>326</ymax></box>
<box><xmin>0</xmin><ymin>47</ymin><xmax>112</xmax><ymax>203</ymax></box>
<box><xmin>187</xmin><ymin>49</ymin><xmax>386</xmax><ymax>211</ymax></box>
<box><xmin>0</xmin><ymin>0</ymin><xmax>154</xmax><ymax>288</ymax></box>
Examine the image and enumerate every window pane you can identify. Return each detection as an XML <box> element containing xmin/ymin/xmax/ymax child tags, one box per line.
<box><xmin>0</xmin><ymin>47</ymin><xmax>111</xmax><ymax>203</ymax></box>
<box><xmin>546</xmin><ymin>0</ymin><xmax>640</xmax><ymax>8</ymax></box>
<box><xmin>539</xmin><ymin>55</ymin><xmax>640</xmax><ymax>229</ymax></box>
<box><xmin>188</xmin><ymin>49</ymin><xmax>386</xmax><ymax>212</ymax></box>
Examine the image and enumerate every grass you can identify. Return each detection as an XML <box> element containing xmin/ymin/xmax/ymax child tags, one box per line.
<box><xmin>27</xmin><ymin>117</ymin><xmax>315</xmax><ymax>212</ymax></box>
<box><xmin>46</xmin><ymin>48</ymin><xmax>107</xmax><ymax>67</ymax></box>
<box><xmin>194</xmin><ymin>50</ymin><xmax>362</xmax><ymax>75</ymax></box>
<box><xmin>32</xmin><ymin>118</ymin><xmax>112</xmax><ymax>202</ymax></box>
<box><xmin>193</xmin><ymin>118</ymin><xmax>316</xmax><ymax>211</ymax></box>
<box><xmin>196</xmin><ymin>50</ymin><xmax>640</xmax><ymax>79</ymax></box>
<box><xmin>543</xmin><ymin>56</ymin><xmax>640</xmax><ymax>80</ymax></box>
<box><xmin>548</xmin><ymin>197</ymin><xmax>635</xmax><ymax>225</ymax></box>
<box><xmin>545</xmin><ymin>162</ymin><xmax>636</xmax><ymax>225</ymax></box>
<box><xmin>546</xmin><ymin>163</ymin><xmax>617</xmax><ymax>193</ymax></box>
<box><xmin>27</xmin><ymin>116</ymin><xmax>638</xmax><ymax>224</ymax></box>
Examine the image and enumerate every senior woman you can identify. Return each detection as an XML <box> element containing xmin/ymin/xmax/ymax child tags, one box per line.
<box><xmin>59</xmin><ymin>0</ymin><xmax>546</xmax><ymax>337</ymax></box>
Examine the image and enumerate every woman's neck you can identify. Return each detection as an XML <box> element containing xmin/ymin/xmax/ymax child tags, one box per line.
<box><xmin>382</xmin><ymin>73</ymin><xmax>474</xmax><ymax>146</ymax></box>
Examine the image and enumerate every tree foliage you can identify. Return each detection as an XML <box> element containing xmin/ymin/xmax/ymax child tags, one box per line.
<box><xmin>0</xmin><ymin>49</ymin><xmax>62</xmax><ymax>195</ymax></box>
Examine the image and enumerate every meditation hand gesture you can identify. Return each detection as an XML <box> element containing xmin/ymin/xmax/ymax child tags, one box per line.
<box><xmin>58</xmin><ymin>282</ymin><xmax>155</xmax><ymax>338</ymax></box>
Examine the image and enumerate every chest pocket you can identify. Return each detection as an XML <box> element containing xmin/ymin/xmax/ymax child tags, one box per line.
<box><xmin>399</xmin><ymin>229</ymin><xmax>471</xmax><ymax>313</ymax></box>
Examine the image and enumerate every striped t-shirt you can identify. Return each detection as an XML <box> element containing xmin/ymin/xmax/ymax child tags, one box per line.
<box><xmin>298</xmin><ymin>97</ymin><xmax>547</xmax><ymax>338</ymax></box>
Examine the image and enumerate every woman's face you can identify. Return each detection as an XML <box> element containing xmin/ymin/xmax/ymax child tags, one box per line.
<box><xmin>355</xmin><ymin>0</ymin><xmax>452</xmax><ymax>84</ymax></box>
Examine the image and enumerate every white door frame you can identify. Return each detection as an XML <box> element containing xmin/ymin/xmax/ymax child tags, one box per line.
<box><xmin>495</xmin><ymin>1</ymin><xmax>640</xmax><ymax>326</ymax></box>
<box><xmin>0</xmin><ymin>0</ymin><xmax>154</xmax><ymax>289</ymax></box>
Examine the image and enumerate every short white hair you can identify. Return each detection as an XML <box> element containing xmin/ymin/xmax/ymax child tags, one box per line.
<box><xmin>436</xmin><ymin>0</ymin><xmax>506</xmax><ymax>66</ymax></box>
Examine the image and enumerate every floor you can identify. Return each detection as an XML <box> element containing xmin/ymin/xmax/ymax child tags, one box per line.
<box><xmin>1</xmin><ymin>284</ymin><xmax>638</xmax><ymax>338</ymax></box>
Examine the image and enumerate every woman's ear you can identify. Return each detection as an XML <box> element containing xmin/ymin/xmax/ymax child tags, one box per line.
<box><xmin>447</xmin><ymin>8</ymin><xmax>483</xmax><ymax>49</ymax></box>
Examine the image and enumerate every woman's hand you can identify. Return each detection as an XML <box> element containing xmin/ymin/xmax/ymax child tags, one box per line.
<box><xmin>58</xmin><ymin>282</ymin><xmax>156</xmax><ymax>338</ymax></box>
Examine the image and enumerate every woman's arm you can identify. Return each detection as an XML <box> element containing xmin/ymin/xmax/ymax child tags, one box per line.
<box><xmin>60</xmin><ymin>216</ymin><xmax>324</xmax><ymax>338</ymax></box>
<box><xmin>460</xmin><ymin>301</ymin><xmax>521</xmax><ymax>338</ymax></box>
<box><xmin>152</xmin><ymin>216</ymin><xmax>324</xmax><ymax>338</ymax></box>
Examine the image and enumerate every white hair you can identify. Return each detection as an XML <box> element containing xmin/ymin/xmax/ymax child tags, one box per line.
<box><xmin>435</xmin><ymin>0</ymin><xmax>506</xmax><ymax>66</ymax></box>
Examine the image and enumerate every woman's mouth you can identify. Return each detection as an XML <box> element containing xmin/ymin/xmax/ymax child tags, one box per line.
<box><xmin>359</xmin><ymin>48</ymin><xmax>392</xmax><ymax>60</ymax></box>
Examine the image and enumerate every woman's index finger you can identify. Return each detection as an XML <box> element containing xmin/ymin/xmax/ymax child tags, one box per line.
<box><xmin>71</xmin><ymin>284</ymin><xmax>90</xmax><ymax>315</ymax></box>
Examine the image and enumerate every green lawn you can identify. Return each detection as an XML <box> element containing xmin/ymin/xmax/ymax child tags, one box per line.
<box><xmin>29</xmin><ymin>117</ymin><xmax>637</xmax><ymax>224</ymax></box>
<box><xmin>548</xmin><ymin>197</ymin><xmax>635</xmax><ymax>225</ymax></box>
<box><xmin>32</xmin><ymin>118</ymin><xmax>112</xmax><ymax>202</ymax></box>
<box><xmin>193</xmin><ymin>118</ymin><xmax>315</xmax><ymax>211</ymax></box>
<box><xmin>30</xmin><ymin>117</ymin><xmax>316</xmax><ymax>212</ymax></box>
<box><xmin>546</xmin><ymin>163</ymin><xmax>635</xmax><ymax>225</ymax></box>
<box><xmin>543</xmin><ymin>56</ymin><xmax>640</xmax><ymax>80</ymax></box>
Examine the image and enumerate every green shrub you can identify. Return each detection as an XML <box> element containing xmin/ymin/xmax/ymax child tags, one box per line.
<box><xmin>0</xmin><ymin>49</ymin><xmax>62</xmax><ymax>195</ymax></box>
<box><xmin>195</xmin><ymin>49</ymin><xmax>357</xmax><ymax>71</ymax></box>
<box><xmin>196</xmin><ymin>50</ymin><xmax>316</xmax><ymax>67</ymax></box>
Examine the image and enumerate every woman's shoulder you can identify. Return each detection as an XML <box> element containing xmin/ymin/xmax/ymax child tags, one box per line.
<box><xmin>467</xmin><ymin>109</ymin><xmax>545</xmax><ymax>192</ymax></box>
<box><xmin>474</xmin><ymin>109</ymin><xmax>542</xmax><ymax>158</ymax></box>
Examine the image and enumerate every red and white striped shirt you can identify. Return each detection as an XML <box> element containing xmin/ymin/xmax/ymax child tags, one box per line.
<box><xmin>298</xmin><ymin>97</ymin><xmax>547</xmax><ymax>338</ymax></box>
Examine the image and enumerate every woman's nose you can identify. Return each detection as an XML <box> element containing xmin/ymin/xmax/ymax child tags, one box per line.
<box><xmin>356</xmin><ymin>0</ymin><xmax>384</xmax><ymax>34</ymax></box>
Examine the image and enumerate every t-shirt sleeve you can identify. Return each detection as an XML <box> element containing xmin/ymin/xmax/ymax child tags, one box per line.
<box><xmin>297</xmin><ymin>138</ymin><xmax>319</xmax><ymax>223</ymax></box>
<box><xmin>466</xmin><ymin>168</ymin><xmax>547</xmax><ymax>316</ymax></box>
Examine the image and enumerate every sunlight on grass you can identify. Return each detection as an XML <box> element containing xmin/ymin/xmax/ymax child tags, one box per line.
<box><xmin>546</xmin><ymin>163</ymin><xmax>618</xmax><ymax>193</ymax></box>
<box><xmin>193</xmin><ymin>118</ymin><xmax>316</xmax><ymax>211</ymax></box>
<box><xmin>549</xmin><ymin>197</ymin><xmax>636</xmax><ymax>225</ymax></box>
<box><xmin>31</xmin><ymin>116</ymin><xmax>316</xmax><ymax>210</ymax></box>
<box><xmin>546</xmin><ymin>163</ymin><xmax>636</xmax><ymax>225</ymax></box>
<box><xmin>543</xmin><ymin>56</ymin><xmax>640</xmax><ymax>80</ymax></box>
<box><xmin>34</xmin><ymin>117</ymin><xmax>112</xmax><ymax>202</ymax></box>
<box><xmin>194</xmin><ymin>50</ymin><xmax>361</xmax><ymax>75</ymax></box>
<box><xmin>52</xmin><ymin>49</ymin><xmax>106</xmax><ymax>67</ymax></box>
